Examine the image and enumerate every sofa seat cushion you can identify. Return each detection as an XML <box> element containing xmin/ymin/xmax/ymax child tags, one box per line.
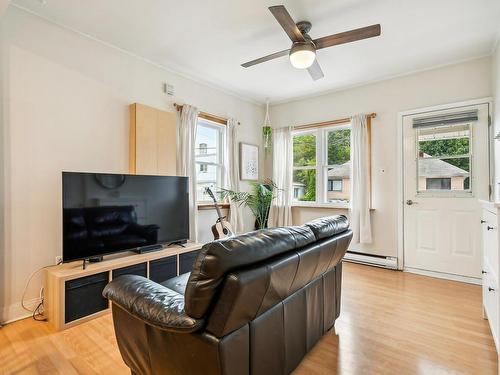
<box><xmin>161</xmin><ymin>273</ymin><xmax>190</xmax><ymax>295</ymax></box>
<box><xmin>90</xmin><ymin>224</ymin><xmax>130</xmax><ymax>238</ymax></box>
<box><xmin>103</xmin><ymin>234</ymin><xmax>148</xmax><ymax>249</ymax></box>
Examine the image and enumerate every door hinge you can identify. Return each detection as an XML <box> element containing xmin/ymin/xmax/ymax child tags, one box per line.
<box><xmin>488</xmin><ymin>115</ymin><xmax>492</xmax><ymax>126</ymax></box>
<box><xmin>489</xmin><ymin>184</ymin><xmax>492</xmax><ymax>197</ymax></box>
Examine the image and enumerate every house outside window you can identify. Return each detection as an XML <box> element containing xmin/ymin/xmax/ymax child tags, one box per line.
<box><xmin>195</xmin><ymin>119</ymin><xmax>226</xmax><ymax>202</ymax></box>
<box><xmin>292</xmin><ymin>125</ymin><xmax>353</xmax><ymax>205</ymax></box>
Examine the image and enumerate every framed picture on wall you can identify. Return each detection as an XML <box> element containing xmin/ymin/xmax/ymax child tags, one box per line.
<box><xmin>240</xmin><ymin>142</ymin><xmax>259</xmax><ymax>181</ymax></box>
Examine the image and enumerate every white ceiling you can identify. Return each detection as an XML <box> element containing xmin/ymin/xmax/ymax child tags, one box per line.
<box><xmin>10</xmin><ymin>0</ymin><xmax>500</xmax><ymax>104</ymax></box>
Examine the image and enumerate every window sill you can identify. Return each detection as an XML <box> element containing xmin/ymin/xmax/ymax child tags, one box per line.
<box><xmin>292</xmin><ymin>202</ymin><xmax>350</xmax><ymax>209</ymax></box>
<box><xmin>197</xmin><ymin>203</ymin><xmax>230</xmax><ymax>211</ymax></box>
<box><xmin>292</xmin><ymin>203</ymin><xmax>376</xmax><ymax>211</ymax></box>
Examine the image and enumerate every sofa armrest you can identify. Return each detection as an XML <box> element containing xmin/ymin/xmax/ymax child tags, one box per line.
<box><xmin>103</xmin><ymin>275</ymin><xmax>204</xmax><ymax>333</ymax></box>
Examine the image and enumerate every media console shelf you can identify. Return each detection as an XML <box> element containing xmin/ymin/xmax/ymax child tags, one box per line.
<box><xmin>44</xmin><ymin>242</ymin><xmax>203</xmax><ymax>331</ymax></box>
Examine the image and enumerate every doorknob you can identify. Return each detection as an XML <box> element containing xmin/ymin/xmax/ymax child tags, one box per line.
<box><xmin>406</xmin><ymin>200</ymin><xmax>417</xmax><ymax>206</ymax></box>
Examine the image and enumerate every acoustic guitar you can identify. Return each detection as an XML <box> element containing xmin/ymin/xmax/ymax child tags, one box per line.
<box><xmin>205</xmin><ymin>187</ymin><xmax>235</xmax><ymax>240</ymax></box>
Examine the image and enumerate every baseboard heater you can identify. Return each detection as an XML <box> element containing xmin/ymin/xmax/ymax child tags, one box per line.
<box><xmin>343</xmin><ymin>251</ymin><xmax>398</xmax><ymax>269</ymax></box>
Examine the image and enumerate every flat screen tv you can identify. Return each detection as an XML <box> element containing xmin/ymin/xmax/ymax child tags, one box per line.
<box><xmin>62</xmin><ymin>172</ymin><xmax>189</xmax><ymax>262</ymax></box>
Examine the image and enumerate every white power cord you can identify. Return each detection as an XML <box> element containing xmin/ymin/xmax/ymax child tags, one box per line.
<box><xmin>21</xmin><ymin>260</ymin><xmax>62</xmax><ymax>313</ymax></box>
<box><xmin>21</xmin><ymin>266</ymin><xmax>49</xmax><ymax>313</ymax></box>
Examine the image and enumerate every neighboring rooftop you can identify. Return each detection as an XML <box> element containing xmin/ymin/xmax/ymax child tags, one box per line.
<box><xmin>327</xmin><ymin>159</ymin><xmax>469</xmax><ymax>179</ymax></box>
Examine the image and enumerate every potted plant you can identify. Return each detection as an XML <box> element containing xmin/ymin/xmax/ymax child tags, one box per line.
<box><xmin>220</xmin><ymin>179</ymin><xmax>279</xmax><ymax>230</ymax></box>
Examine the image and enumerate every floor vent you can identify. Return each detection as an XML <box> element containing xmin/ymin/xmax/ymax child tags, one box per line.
<box><xmin>343</xmin><ymin>251</ymin><xmax>398</xmax><ymax>269</ymax></box>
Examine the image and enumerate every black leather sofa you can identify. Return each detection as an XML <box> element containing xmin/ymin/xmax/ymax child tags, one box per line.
<box><xmin>64</xmin><ymin>205</ymin><xmax>159</xmax><ymax>258</ymax></box>
<box><xmin>104</xmin><ymin>215</ymin><xmax>352</xmax><ymax>375</ymax></box>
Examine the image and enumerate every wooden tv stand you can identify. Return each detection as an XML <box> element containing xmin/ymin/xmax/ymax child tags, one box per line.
<box><xmin>43</xmin><ymin>242</ymin><xmax>203</xmax><ymax>331</ymax></box>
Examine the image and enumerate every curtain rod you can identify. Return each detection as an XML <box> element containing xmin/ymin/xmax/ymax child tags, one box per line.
<box><xmin>294</xmin><ymin>113</ymin><xmax>376</xmax><ymax>131</ymax></box>
<box><xmin>174</xmin><ymin>103</ymin><xmax>240</xmax><ymax>126</ymax></box>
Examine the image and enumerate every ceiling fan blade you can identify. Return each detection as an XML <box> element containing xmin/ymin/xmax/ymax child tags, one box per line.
<box><xmin>268</xmin><ymin>5</ymin><xmax>305</xmax><ymax>43</ymax></box>
<box><xmin>307</xmin><ymin>59</ymin><xmax>324</xmax><ymax>81</ymax></box>
<box><xmin>241</xmin><ymin>49</ymin><xmax>290</xmax><ymax>68</ymax></box>
<box><xmin>313</xmin><ymin>24</ymin><xmax>381</xmax><ymax>50</ymax></box>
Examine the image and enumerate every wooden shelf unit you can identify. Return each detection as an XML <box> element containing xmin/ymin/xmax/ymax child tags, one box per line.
<box><xmin>44</xmin><ymin>242</ymin><xmax>203</xmax><ymax>331</ymax></box>
<box><xmin>129</xmin><ymin>103</ymin><xmax>177</xmax><ymax>176</ymax></box>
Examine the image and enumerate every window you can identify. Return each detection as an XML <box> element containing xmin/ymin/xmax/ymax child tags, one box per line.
<box><xmin>199</xmin><ymin>143</ymin><xmax>207</xmax><ymax>154</ymax></box>
<box><xmin>195</xmin><ymin>119</ymin><xmax>226</xmax><ymax>202</ymax></box>
<box><xmin>292</xmin><ymin>124</ymin><xmax>353</xmax><ymax>205</ymax></box>
<box><xmin>416</xmin><ymin>123</ymin><xmax>471</xmax><ymax>194</ymax></box>
<box><xmin>328</xmin><ymin>179</ymin><xmax>343</xmax><ymax>192</ymax></box>
<box><xmin>426</xmin><ymin>178</ymin><xmax>451</xmax><ymax>190</ymax></box>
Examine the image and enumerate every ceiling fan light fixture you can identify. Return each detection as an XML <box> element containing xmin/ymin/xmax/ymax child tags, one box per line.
<box><xmin>289</xmin><ymin>42</ymin><xmax>316</xmax><ymax>69</ymax></box>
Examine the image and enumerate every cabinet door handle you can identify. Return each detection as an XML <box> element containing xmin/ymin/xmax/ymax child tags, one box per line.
<box><xmin>482</xmin><ymin>270</ymin><xmax>488</xmax><ymax>274</ymax></box>
<box><xmin>489</xmin><ymin>287</ymin><xmax>495</xmax><ymax>292</ymax></box>
<box><xmin>487</xmin><ymin>226</ymin><xmax>495</xmax><ymax>231</ymax></box>
<box><xmin>481</xmin><ymin>220</ymin><xmax>486</xmax><ymax>224</ymax></box>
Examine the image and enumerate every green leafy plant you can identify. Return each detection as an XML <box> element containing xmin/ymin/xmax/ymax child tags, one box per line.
<box><xmin>219</xmin><ymin>179</ymin><xmax>280</xmax><ymax>230</ymax></box>
<box><xmin>262</xmin><ymin>126</ymin><xmax>273</xmax><ymax>153</ymax></box>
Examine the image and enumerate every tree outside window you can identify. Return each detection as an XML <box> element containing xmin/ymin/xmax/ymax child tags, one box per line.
<box><xmin>293</xmin><ymin>133</ymin><xmax>316</xmax><ymax>202</ymax></box>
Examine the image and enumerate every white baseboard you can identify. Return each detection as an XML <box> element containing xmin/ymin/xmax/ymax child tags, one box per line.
<box><xmin>343</xmin><ymin>252</ymin><xmax>398</xmax><ymax>269</ymax></box>
<box><xmin>403</xmin><ymin>267</ymin><xmax>481</xmax><ymax>285</ymax></box>
<box><xmin>1</xmin><ymin>297</ymin><xmax>41</xmax><ymax>325</ymax></box>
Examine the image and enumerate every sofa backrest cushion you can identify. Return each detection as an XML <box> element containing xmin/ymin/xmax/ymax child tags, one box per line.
<box><xmin>87</xmin><ymin>205</ymin><xmax>137</xmax><ymax>224</ymax></box>
<box><xmin>184</xmin><ymin>225</ymin><xmax>316</xmax><ymax>319</ymax></box>
<box><xmin>63</xmin><ymin>208</ymin><xmax>88</xmax><ymax>240</ymax></box>
<box><xmin>205</xmin><ymin>230</ymin><xmax>352</xmax><ymax>337</ymax></box>
<box><xmin>86</xmin><ymin>206</ymin><xmax>137</xmax><ymax>238</ymax></box>
<box><xmin>305</xmin><ymin>215</ymin><xmax>349</xmax><ymax>241</ymax></box>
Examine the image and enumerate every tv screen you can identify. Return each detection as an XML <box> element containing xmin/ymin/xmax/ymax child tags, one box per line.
<box><xmin>62</xmin><ymin>172</ymin><xmax>189</xmax><ymax>262</ymax></box>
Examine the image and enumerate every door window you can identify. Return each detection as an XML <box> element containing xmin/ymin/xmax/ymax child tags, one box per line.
<box><xmin>416</xmin><ymin>123</ymin><xmax>472</xmax><ymax>194</ymax></box>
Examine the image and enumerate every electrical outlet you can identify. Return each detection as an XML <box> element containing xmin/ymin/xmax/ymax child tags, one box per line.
<box><xmin>55</xmin><ymin>256</ymin><xmax>62</xmax><ymax>265</ymax></box>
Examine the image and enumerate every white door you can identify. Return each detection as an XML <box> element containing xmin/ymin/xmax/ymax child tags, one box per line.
<box><xmin>403</xmin><ymin>103</ymin><xmax>490</xmax><ymax>280</ymax></box>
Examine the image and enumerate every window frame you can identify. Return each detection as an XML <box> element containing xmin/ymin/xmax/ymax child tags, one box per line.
<box><xmin>292</xmin><ymin>122</ymin><xmax>363</xmax><ymax>209</ymax></box>
<box><xmin>195</xmin><ymin>118</ymin><xmax>226</xmax><ymax>203</ymax></box>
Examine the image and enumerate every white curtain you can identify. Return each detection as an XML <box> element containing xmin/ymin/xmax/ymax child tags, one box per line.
<box><xmin>268</xmin><ymin>126</ymin><xmax>293</xmax><ymax>227</ymax></box>
<box><xmin>350</xmin><ymin>114</ymin><xmax>372</xmax><ymax>244</ymax></box>
<box><xmin>224</xmin><ymin>118</ymin><xmax>243</xmax><ymax>233</ymax></box>
<box><xmin>177</xmin><ymin>104</ymin><xmax>199</xmax><ymax>242</ymax></box>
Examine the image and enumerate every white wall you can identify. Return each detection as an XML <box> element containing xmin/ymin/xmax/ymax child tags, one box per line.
<box><xmin>0</xmin><ymin>1</ymin><xmax>9</xmax><ymax>17</ymax></box>
<box><xmin>0</xmin><ymin>7</ymin><xmax>264</xmax><ymax>322</ymax></box>
<box><xmin>492</xmin><ymin>40</ymin><xmax>500</xmax><ymax>200</ymax></box>
<box><xmin>270</xmin><ymin>57</ymin><xmax>492</xmax><ymax>258</ymax></box>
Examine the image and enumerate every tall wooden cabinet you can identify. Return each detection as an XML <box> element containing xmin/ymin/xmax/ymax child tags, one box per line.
<box><xmin>129</xmin><ymin>103</ymin><xmax>177</xmax><ymax>175</ymax></box>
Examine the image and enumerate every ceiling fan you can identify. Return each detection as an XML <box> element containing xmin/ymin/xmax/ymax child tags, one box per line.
<box><xmin>241</xmin><ymin>5</ymin><xmax>381</xmax><ymax>81</ymax></box>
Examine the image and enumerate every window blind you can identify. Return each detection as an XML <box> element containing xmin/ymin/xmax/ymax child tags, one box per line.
<box><xmin>413</xmin><ymin>110</ymin><xmax>478</xmax><ymax>129</ymax></box>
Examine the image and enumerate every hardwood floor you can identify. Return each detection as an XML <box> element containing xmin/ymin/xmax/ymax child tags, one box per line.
<box><xmin>0</xmin><ymin>262</ymin><xmax>497</xmax><ymax>374</ymax></box>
